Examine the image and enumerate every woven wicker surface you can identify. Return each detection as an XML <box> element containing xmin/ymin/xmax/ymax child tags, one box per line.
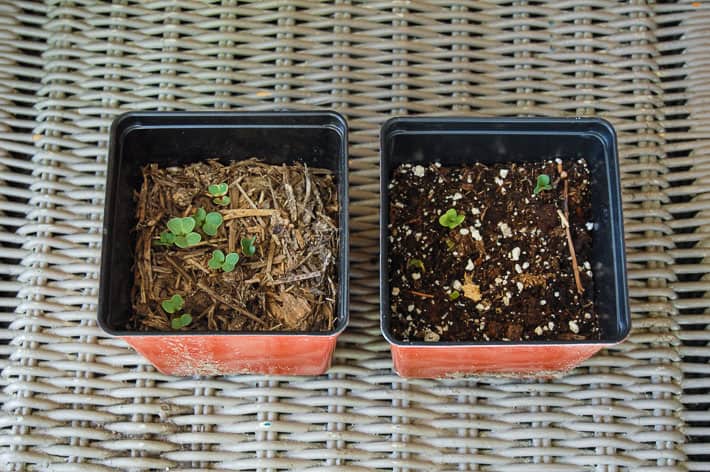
<box><xmin>0</xmin><ymin>0</ymin><xmax>708</xmax><ymax>470</ymax></box>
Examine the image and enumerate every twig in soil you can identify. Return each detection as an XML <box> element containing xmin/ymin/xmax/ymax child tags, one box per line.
<box><xmin>165</xmin><ymin>256</ymin><xmax>195</xmax><ymax>289</ymax></box>
<box><xmin>228</xmin><ymin>221</ymin><xmax>236</xmax><ymax>254</ymax></box>
<box><xmin>557</xmin><ymin>210</ymin><xmax>584</xmax><ymax>295</ymax></box>
<box><xmin>408</xmin><ymin>290</ymin><xmax>434</xmax><ymax>299</ymax></box>
<box><xmin>270</xmin><ymin>271</ymin><xmax>322</xmax><ymax>286</ymax></box>
<box><xmin>222</xmin><ymin>209</ymin><xmax>278</xmax><ymax>219</ymax></box>
<box><xmin>233</xmin><ymin>180</ymin><xmax>257</xmax><ymax>209</ymax></box>
<box><xmin>196</xmin><ymin>281</ymin><xmax>266</xmax><ymax>326</ymax></box>
<box><xmin>556</xmin><ymin>161</ymin><xmax>584</xmax><ymax>295</ymax></box>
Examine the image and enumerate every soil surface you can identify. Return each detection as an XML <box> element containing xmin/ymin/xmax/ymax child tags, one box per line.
<box><xmin>130</xmin><ymin>159</ymin><xmax>339</xmax><ymax>332</ymax></box>
<box><xmin>388</xmin><ymin>160</ymin><xmax>600</xmax><ymax>342</ymax></box>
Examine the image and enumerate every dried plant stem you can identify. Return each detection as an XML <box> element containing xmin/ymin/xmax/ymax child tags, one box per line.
<box><xmin>223</xmin><ymin>209</ymin><xmax>278</xmax><ymax>219</ymax></box>
<box><xmin>556</xmin><ymin>162</ymin><xmax>584</xmax><ymax>295</ymax></box>
<box><xmin>409</xmin><ymin>290</ymin><xmax>434</xmax><ymax>299</ymax></box>
<box><xmin>270</xmin><ymin>271</ymin><xmax>322</xmax><ymax>286</ymax></box>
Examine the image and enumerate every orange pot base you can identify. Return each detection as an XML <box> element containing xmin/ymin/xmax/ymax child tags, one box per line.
<box><xmin>390</xmin><ymin>343</ymin><xmax>605</xmax><ymax>378</ymax></box>
<box><xmin>123</xmin><ymin>334</ymin><xmax>338</xmax><ymax>376</ymax></box>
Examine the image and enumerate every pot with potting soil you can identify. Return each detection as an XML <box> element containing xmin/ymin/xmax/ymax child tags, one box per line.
<box><xmin>99</xmin><ymin>112</ymin><xmax>349</xmax><ymax>376</ymax></box>
<box><xmin>380</xmin><ymin>117</ymin><xmax>630</xmax><ymax>378</ymax></box>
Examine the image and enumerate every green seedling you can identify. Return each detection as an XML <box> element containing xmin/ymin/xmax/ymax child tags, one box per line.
<box><xmin>241</xmin><ymin>236</ymin><xmax>257</xmax><ymax>256</ymax></box>
<box><xmin>449</xmin><ymin>290</ymin><xmax>460</xmax><ymax>301</ymax></box>
<box><xmin>171</xmin><ymin>313</ymin><xmax>193</xmax><ymax>329</ymax></box>
<box><xmin>534</xmin><ymin>174</ymin><xmax>553</xmax><ymax>195</ymax></box>
<box><xmin>167</xmin><ymin>217</ymin><xmax>201</xmax><ymax>248</ymax></box>
<box><xmin>193</xmin><ymin>207</ymin><xmax>207</xmax><ymax>226</ymax></box>
<box><xmin>408</xmin><ymin>258</ymin><xmax>425</xmax><ymax>272</ymax></box>
<box><xmin>202</xmin><ymin>211</ymin><xmax>223</xmax><ymax>236</ymax></box>
<box><xmin>208</xmin><ymin>182</ymin><xmax>231</xmax><ymax>206</ymax></box>
<box><xmin>208</xmin><ymin>249</ymin><xmax>239</xmax><ymax>272</ymax></box>
<box><xmin>162</xmin><ymin>294</ymin><xmax>192</xmax><ymax>329</ymax></box>
<box><xmin>439</xmin><ymin>208</ymin><xmax>465</xmax><ymax>229</ymax></box>
<box><xmin>161</xmin><ymin>294</ymin><xmax>184</xmax><ymax>314</ymax></box>
<box><xmin>156</xmin><ymin>231</ymin><xmax>176</xmax><ymax>246</ymax></box>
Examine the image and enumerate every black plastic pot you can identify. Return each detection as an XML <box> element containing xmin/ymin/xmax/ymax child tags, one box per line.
<box><xmin>380</xmin><ymin>117</ymin><xmax>630</xmax><ymax>377</ymax></box>
<box><xmin>99</xmin><ymin>111</ymin><xmax>349</xmax><ymax>376</ymax></box>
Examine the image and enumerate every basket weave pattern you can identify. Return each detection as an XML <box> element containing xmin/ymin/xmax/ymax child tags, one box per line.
<box><xmin>0</xmin><ymin>1</ymin><xmax>708</xmax><ymax>470</ymax></box>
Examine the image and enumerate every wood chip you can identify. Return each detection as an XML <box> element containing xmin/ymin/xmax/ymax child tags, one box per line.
<box><xmin>462</xmin><ymin>273</ymin><xmax>482</xmax><ymax>302</ymax></box>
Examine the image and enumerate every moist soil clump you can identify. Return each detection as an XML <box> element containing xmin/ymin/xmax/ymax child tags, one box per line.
<box><xmin>388</xmin><ymin>160</ymin><xmax>599</xmax><ymax>342</ymax></box>
<box><xmin>130</xmin><ymin>158</ymin><xmax>339</xmax><ymax>332</ymax></box>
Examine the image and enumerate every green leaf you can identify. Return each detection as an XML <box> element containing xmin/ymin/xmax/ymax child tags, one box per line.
<box><xmin>204</xmin><ymin>212</ymin><xmax>223</xmax><ymax>227</ymax></box>
<box><xmin>208</xmin><ymin>250</ymin><xmax>225</xmax><ymax>269</ymax></box>
<box><xmin>222</xmin><ymin>262</ymin><xmax>237</xmax><ymax>272</ymax></box>
<box><xmin>185</xmin><ymin>232</ymin><xmax>201</xmax><ymax>246</ymax></box>
<box><xmin>438</xmin><ymin>208</ymin><xmax>465</xmax><ymax>229</ymax></box>
<box><xmin>167</xmin><ymin>217</ymin><xmax>195</xmax><ymax>235</ymax></box>
<box><xmin>156</xmin><ymin>231</ymin><xmax>175</xmax><ymax>245</ymax></box>
<box><xmin>241</xmin><ymin>236</ymin><xmax>256</xmax><ymax>256</ymax></box>
<box><xmin>167</xmin><ymin>217</ymin><xmax>182</xmax><ymax>235</ymax></box>
<box><xmin>161</xmin><ymin>294</ymin><xmax>184</xmax><ymax>314</ymax></box>
<box><xmin>193</xmin><ymin>208</ymin><xmax>206</xmax><ymax>225</ymax></box>
<box><xmin>203</xmin><ymin>224</ymin><xmax>218</xmax><ymax>237</ymax></box>
<box><xmin>213</xmin><ymin>195</ymin><xmax>231</xmax><ymax>206</ymax></box>
<box><xmin>534</xmin><ymin>174</ymin><xmax>553</xmax><ymax>195</ymax></box>
<box><xmin>174</xmin><ymin>232</ymin><xmax>201</xmax><ymax>248</ymax></box>
<box><xmin>224</xmin><ymin>252</ymin><xmax>239</xmax><ymax>267</ymax></box>
<box><xmin>203</xmin><ymin>212</ymin><xmax>223</xmax><ymax>236</ymax></box>
<box><xmin>171</xmin><ymin>313</ymin><xmax>192</xmax><ymax>329</ymax></box>
<box><xmin>208</xmin><ymin>182</ymin><xmax>228</xmax><ymax>196</ymax></box>
<box><xmin>407</xmin><ymin>258</ymin><xmax>425</xmax><ymax>272</ymax></box>
<box><xmin>449</xmin><ymin>290</ymin><xmax>460</xmax><ymax>301</ymax></box>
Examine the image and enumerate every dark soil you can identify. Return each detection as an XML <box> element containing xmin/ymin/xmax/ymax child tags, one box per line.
<box><xmin>387</xmin><ymin>160</ymin><xmax>600</xmax><ymax>343</ymax></box>
<box><xmin>130</xmin><ymin>159</ymin><xmax>339</xmax><ymax>332</ymax></box>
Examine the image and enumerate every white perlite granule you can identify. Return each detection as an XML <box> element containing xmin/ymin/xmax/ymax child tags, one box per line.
<box><xmin>498</xmin><ymin>222</ymin><xmax>513</xmax><ymax>238</ymax></box>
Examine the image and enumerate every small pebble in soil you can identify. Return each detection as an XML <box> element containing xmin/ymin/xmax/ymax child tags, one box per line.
<box><xmin>424</xmin><ymin>330</ymin><xmax>440</xmax><ymax>342</ymax></box>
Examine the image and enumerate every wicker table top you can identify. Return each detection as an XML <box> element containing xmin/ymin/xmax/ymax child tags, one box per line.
<box><xmin>0</xmin><ymin>1</ymin><xmax>708</xmax><ymax>470</ymax></box>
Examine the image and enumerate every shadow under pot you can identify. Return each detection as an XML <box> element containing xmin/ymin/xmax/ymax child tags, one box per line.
<box><xmin>99</xmin><ymin>111</ymin><xmax>349</xmax><ymax>376</ymax></box>
<box><xmin>379</xmin><ymin>117</ymin><xmax>630</xmax><ymax>378</ymax></box>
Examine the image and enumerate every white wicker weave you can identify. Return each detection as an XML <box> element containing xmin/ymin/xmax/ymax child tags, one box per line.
<box><xmin>0</xmin><ymin>1</ymin><xmax>707</xmax><ymax>470</ymax></box>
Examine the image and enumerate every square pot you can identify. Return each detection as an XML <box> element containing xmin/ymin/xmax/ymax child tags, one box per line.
<box><xmin>99</xmin><ymin>111</ymin><xmax>349</xmax><ymax>376</ymax></box>
<box><xmin>380</xmin><ymin>117</ymin><xmax>630</xmax><ymax>378</ymax></box>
